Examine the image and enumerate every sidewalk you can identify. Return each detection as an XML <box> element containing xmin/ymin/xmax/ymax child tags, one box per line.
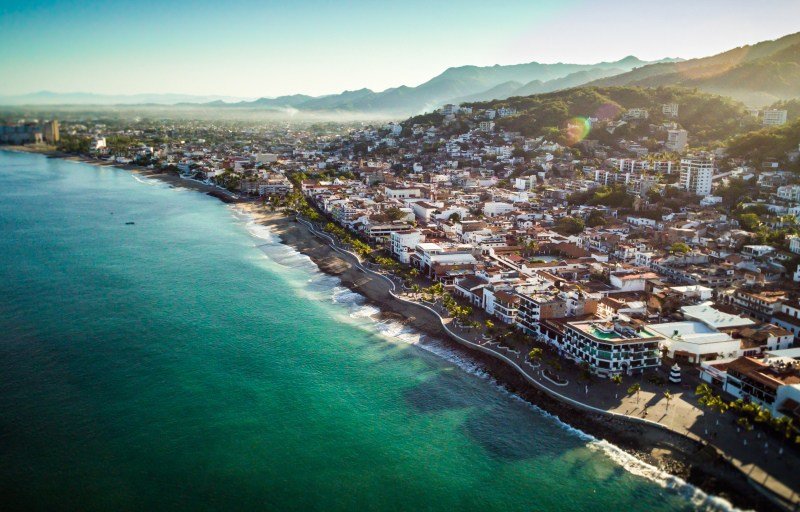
<box><xmin>297</xmin><ymin>216</ymin><xmax>800</xmax><ymax>510</ymax></box>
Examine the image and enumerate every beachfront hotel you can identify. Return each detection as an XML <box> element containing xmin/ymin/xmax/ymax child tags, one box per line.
<box><xmin>540</xmin><ymin>318</ymin><xmax>664</xmax><ymax>377</ymax></box>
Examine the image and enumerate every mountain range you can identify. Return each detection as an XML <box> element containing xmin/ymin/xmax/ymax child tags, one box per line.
<box><xmin>224</xmin><ymin>56</ymin><xmax>679</xmax><ymax>115</ymax></box>
<box><xmin>0</xmin><ymin>91</ymin><xmax>249</xmax><ymax>106</ymax></box>
<box><xmin>588</xmin><ymin>31</ymin><xmax>800</xmax><ymax>106</ymax></box>
<box><xmin>2</xmin><ymin>31</ymin><xmax>798</xmax><ymax>115</ymax></box>
<box><xmin>0</xmin><ymin>57</ymin><xmax>677</xmax><ymax>115</ymax></box>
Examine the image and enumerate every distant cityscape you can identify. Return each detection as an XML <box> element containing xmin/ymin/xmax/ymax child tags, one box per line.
<box><xmin>3</xmin><ymin>14</ymin><xmax>800</xmax><ymax>512</ymax></box>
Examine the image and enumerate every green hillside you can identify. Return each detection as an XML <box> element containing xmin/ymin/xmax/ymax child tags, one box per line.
<box><xmin>589</xmin><ymin>32</ymin><xmax>800</xmax><ymax>105</ymax></box>
<box><xmin>467</xmin><ymin>86</ymin><xmax>758</xmax><ymax>146</ymax></box>
<box><xmin>726</xmin><ymin>118</ymin><xmax>800</xmax><ymax>165</ymax></box>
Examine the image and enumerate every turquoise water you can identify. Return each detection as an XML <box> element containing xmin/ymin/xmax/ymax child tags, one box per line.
<box><xmin>0</xmin><ymin>151</ymin><xmax>722</xmax><ymax>511</ymax></box>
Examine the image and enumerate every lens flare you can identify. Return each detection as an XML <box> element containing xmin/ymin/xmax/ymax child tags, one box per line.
<box><xmin>564</xmin><ymin>117</ymin><xmax>591</xmax><ymax>145</ymax></box>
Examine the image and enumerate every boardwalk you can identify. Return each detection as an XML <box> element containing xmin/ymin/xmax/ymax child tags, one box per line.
<box><xmin>296</xmin><ymin>216</ymin><xmax>800</xmax><ymax>510</ymax></box>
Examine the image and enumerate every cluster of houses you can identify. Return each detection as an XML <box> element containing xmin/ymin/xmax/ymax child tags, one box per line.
<box><xmin>49</xmin><ymin>102</ymin><xmax>800</xmax><ymax>421</ymax></box>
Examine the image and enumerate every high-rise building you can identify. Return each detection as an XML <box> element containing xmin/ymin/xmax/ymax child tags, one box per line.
<box><xmin>680</xmin><ymin>155</ymin><xmax>715</xmax><ymax>196</ymax></box>
<box><xmin>43</xmin><ymin>120</ymin><xmax>60</xmax><ymax>143</ymax></box>
<box><xmin>665</xmin><ymin>129</ymin><xmax>688</xmax><ymax>153</ymax></box>
<box><xmin>763</xmin><ymin>109</ymin><xmax>788</xmax><ymax>126</ymax></box>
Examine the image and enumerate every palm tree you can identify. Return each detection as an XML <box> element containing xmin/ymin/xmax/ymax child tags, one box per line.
<box><xmin>485</xmin><ymin>319</ymin><xmax>495</xmax><ymax>334</ymax></box>
<box><xmin>627</xmin><ymin>383</ymin><xmax>641</xmax><ymax>403</ymax></box>
<box><xmin>611</xmin><ymin>374</ymin><xmax>623</xmax><ymax>398</ymax></box>
<box><xmin>695</xmin><ymin>383</ymin><xmax>713</xmax><ymax>406</ymax></box>
<box><xmin>528</xmin><ymin>347</ymin><xmax>543</xmax><ymax>363</ymax></box>
<box><xmin>663</xmin><ymin>390</ymin><xmax>672</xmax><ymax>411</ymax></box>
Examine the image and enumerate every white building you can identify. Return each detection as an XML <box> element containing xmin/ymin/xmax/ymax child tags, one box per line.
<box><xmin>390</xmin><ymin>230</ymin><xmax>423</xmax><ymax>264</ymax></box>
<box><xmin>483</xmin><ymin>202</ymin><xmax>515</xmax><ymax>217</ymax></box>
<box><xmin>665</xmin><ymin>129</ymin><xmax>688</xmax><ymax>153</ymax></box>
<box><xmin>763</xmin><ymin>109</ymin><xmax>788</xmax><ymax>126</ymax></box>
<box><xmin>256</xmin><ymin>153</ymin><xmax>278</xmax><ymax>164</ymax></box>
<box><xmin>700</xmin><ymin>195</ymin><xmax>722</xmax><ymax>207</ymax></box>
<box><xmin>777</xmin><ymin>184</ymin><xmax>800</xmax><ymax>203</ymax></box>
<box><xmin>700</xmin><ymin>353</ymin><xmax>800</xmax><ymax>419</ymax></box>
<box><xmin>649</xmin><ymin>321</ymin><xmax>741</xmax><ymax>363</ymax></box>
<box><xmin>384</xmin><ymin>186</ymin><xmax>421</xmax><ymax>199</ymax></box>
<box><xmin>547</xmin><ymin>319</ymin><xmax>663</xmax><ymax>377</ymax></box>
<box><xmin>623</xmin><ymin>108</ymin><xmax>649</xmax><ymax>120</ymax></box>
<box><xmin>662</xmin><ymin>103</ymin><xmax>679</xmax><ymax>118</ymax></box>
<box><xmin>680</xmin><ymin>156</ymin><xmax>714</xmax><ymax>196</ymax></box>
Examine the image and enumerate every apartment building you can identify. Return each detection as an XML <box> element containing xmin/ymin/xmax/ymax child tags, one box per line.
<box><xmin>679</xmin><ymin>156</ymin><xmax>714</xmax><ymax>196</ymax></box>
<box><xmin>762</xmin><ymin>109</ymin><xmax>788</xmax><ymax>126</ymax></box>
<box><xmin>665</xmin><ymin>129</ymin><xmax>688</xmax><ymax>153</ymax></box>
<box><xmin>549</xmin><ymin>318</ymin><xmax>663</xmax><ymax>377</ymax></box>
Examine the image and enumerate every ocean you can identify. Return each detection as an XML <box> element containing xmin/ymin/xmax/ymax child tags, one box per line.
<box><xmin>0</xmin><ymin>151</ymin><xmax>732</xmax><ymax>511</ymax></box>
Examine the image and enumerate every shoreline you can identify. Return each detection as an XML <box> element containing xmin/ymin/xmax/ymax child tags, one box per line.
<box><xmin>246</xmin><ymin>206</ymin><xmax>777</xmax><ymax>512</ymax></box>
<box><xmin>3</xmin><ymin>147</ymin><xmax>783</xmax><ymax>511</ymax></box>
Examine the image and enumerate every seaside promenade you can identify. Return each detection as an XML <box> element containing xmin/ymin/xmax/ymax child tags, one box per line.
<box><xmin>295</xmin><ymin>215</ymin><xmax>800</xmax><ymax>511</ymax></box>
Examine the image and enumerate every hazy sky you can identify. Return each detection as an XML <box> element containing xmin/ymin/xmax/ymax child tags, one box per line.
<box><xmin>1</xmin><ymin>0</ymin><xmax>799</xmax><ymax>98</ymax></box>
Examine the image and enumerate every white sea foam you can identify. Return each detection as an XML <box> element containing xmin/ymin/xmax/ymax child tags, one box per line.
<box><xmin>229</xmin><ymin>209</ymin><xmax>741</xmax><ymax>511</ymax></box>
<box><xmin>351</xmin><ymin>304</ymin><xmax>381</xmax><ymax>319</ymax></box>
<box><xmin>587</xmin><ymin>440</ymin><xmax>741</xmax><ymax>512</ymax></box>
<box><xmin>331</xmin><ymin>287</ymin><xmax>364</xmax><ymax>306</ymax></box>
<box><xmin>132</xmin><ymin>175</ymin><xmax>158</xmax><ymax>186</ymax></box>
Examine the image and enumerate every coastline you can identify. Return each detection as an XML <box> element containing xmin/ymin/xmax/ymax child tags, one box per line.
<box><xmin>3</xmin><ymin>147</ymin><xmax>783</xmax><ymax>511</ymax></box>
<box><xmin>2</xmin><ymin>146</ymin><xmax>243</xmax><ymax>203</ymax></box>
<box><xmin>244</xmin><ymin>205</ymin><xmax>778</xmax><ymax>512</ymax></box>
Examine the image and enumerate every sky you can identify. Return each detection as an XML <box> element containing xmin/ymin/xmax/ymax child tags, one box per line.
<box><xmin>1</xmin><ymin>0</ymin><xmax>799</xmax><ymax>99</ymax></box>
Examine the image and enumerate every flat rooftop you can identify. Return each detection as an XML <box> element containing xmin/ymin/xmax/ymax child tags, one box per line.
<box><xmin>569</xmin><ymin>320</ymin><xmax>661</xmax><ymax>344</ymax></box>
<box><xmin>681</xmin><ymin>303</ymin><xmax>755</xmax><ymax>329</ymax></box>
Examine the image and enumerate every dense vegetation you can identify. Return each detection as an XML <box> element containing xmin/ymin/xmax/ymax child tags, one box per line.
<box><xmin>726</xmin><ymin>118</ymin><xmax>800</xmax><ymax>167</ymax></box>
<box><xmin>468</xmin><ymin>86</ymin><xmax>758</xmax><ymax>147</ymax></box>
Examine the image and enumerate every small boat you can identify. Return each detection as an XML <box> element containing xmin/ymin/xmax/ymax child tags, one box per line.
<box><xmin>125</xmin><ymin>221</ymin><xmax>135</xmax><ymax>225</ymax></box>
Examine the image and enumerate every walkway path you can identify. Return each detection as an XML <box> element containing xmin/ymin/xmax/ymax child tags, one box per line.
<box><xmin>296</xmin><ymin>216</ymin><xmax>799</xmax><ymax>510</ymax></box>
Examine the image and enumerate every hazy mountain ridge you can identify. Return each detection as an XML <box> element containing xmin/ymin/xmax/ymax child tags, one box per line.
<box><xmin>0</xmin><ymin>91</ymin><xmax>250</xmax><ymax>106</ymax></box>
<box><xmin>0</xmin><ymin>56</ymin><xmax>676</xmax><ymax>114</ymax></box>
<box><xmin>10</xmin><ymin>30</ymin><xmax>800</xmax><ymax>115</ymax></box>
<box><xmin>588</xmin><ymin>32</ymin><xmax>800</xmax><ymax>106</ymax></box>
<box><xmin>241</xmin><ymin>56</ymin><xmax>679</xmax><ymax>115</ymax></box>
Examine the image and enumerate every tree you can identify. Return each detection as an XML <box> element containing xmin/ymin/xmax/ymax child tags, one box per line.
<box><xmin>663</xmin><ymin>390</ymin><xmax>672</xmax><ymax>411</ymax></box>
<box><xmin>737</xmin><ymin>417</ymin><xmax>753</xmax><ymax>431</ymax></box>
<box><xmin>669</xmin><ymin>242</ymin><xmax>691</xmax><ymax>255</ymax></box>
<box><xmin>554</xmin><ymin>216</ymin><xmax>585</xmax><ymax>235</ymax></box>
<box><xmin>485</xmin><ymin>320</ymin><xmax>495</xmax><ymax>333</ymax></box>
<box><xmin>384</xmin><ymin>207</ymin><xmax>406</xmax><ymax>222</ymax></box>
<box><xmin>738</xmin><ymin>212</ymin><xmax>762</xmax><ymax>232</ymax></box>
<box><xmin>586</xmin><ymin>210</ymin><xmax>607</xmax><ymax>228</ymax></box>
<box><xmin>627</xmin><ymin>383</ymin><xmax>641</xmax><ymax>403</ymax></box>
<box><xmin>528</xmin><ymin>347</ymin><xmax>543</xmax><ymax>363</ymax></box>
<box><xmin>448</xmin><ymin>212</ymin><xmax>461</xmax><ymax>223</ymax></box>
<box><xmin>611</xmin><ymin>374</ymin><xmax>623</xmax><ymax>398</ymax></box>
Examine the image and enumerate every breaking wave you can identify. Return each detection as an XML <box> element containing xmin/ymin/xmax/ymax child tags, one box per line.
<box><xmin>232</xmin><ymin>208</ymin><xmax>741</xmax><ymax>512</ymax></box>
